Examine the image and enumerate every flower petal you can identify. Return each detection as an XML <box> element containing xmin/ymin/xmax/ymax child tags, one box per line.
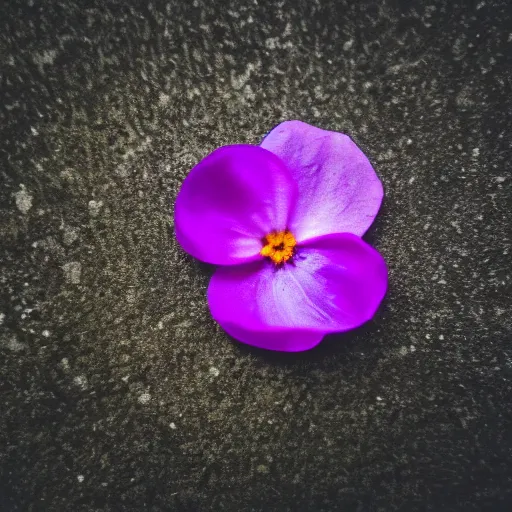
<box><xmin>208</xmin><ymin>233</ymin><xmax>387</xmax><ymax>351</ymax></box>
<box><xmin>175</xmin><ymin>145</ymin><xmax>297</xmax><ymax>265</ymax></box>
<box><xmin>260</xmin><ymin>120</ymin><xmax>383</xmax><ymax>241</ymax></box>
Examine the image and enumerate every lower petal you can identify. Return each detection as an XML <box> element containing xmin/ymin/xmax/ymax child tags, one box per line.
<box><xmin>207</xmin><ymin>233</ymin><xmax>387</xmax><ymax>351</ymax></box>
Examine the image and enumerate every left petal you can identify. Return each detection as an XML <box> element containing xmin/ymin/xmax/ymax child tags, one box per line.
<box><xmin>175</xmin><ymin>144</ymin><xmax>297</xmax><ymax>265</ymax></box>
<box><xmin>207</xmin><ymin>233</ymin><xmax>387</xmax><ymax>351</ymax></box>
<box><xmin>260</xmin><ymin>120</ymin><xmax>383</xmax><ymax>241</ymax></box>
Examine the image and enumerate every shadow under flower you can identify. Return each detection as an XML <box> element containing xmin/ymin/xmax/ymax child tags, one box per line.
<box><xmin>361</xmin><ymin>200</ymin><xmax>388</xmax><ymax>248</ymax></box>
<box><xmin>227</xmin><ymin>299</ymin><xmax>389</xmax><ymax>368</ymax></box>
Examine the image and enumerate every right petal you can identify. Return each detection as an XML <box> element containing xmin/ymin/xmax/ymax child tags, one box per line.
<box><xmin>174</xmin><ymin>145</ymin><xmax>297</xmax><ymax>265</ymax></box>
<box><xmin>260</xmin><ymin>121</ymin><xmax>383</xmax><ymax>241</ymax></box>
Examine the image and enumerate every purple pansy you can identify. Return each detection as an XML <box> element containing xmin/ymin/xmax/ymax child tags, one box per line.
<box><xmin>175</xmin><ymin>120</ymin><xmax>387</xmax><ymax>352</ymax></box>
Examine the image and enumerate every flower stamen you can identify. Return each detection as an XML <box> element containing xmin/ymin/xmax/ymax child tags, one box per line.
<box><xmin>260</xmin><ymin>230</ymin><xmax>296</xmax><ymax>264</ymax></box>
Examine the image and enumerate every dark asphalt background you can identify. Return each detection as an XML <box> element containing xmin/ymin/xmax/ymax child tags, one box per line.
<box><xmin>1</xmin><ymin>1</ymin><xmax>511</xmax><ymax>510</ymax></box>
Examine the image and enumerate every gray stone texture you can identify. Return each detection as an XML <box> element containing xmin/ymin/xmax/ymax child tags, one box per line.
<box><xmin>1</xmin><ymin>0</ymin><xmax>511</xmax><ymax>510</ymax></box>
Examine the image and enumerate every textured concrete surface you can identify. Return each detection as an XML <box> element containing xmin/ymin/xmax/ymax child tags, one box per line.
<box><xmin>1</xmin><ymin>1</ymin><xmax>511</xmax><ymax>511</ymax></box>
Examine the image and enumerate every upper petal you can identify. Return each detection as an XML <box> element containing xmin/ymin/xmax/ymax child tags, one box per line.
<box><xmin>207</xmin><ymin>232</ymin><xmax>387</xmax><ymax>351</ymax></box>
<box><xmin>175</xmin><ymin>144</ymin><xmax>297</xmax><ymax>265</ymax></box>
<box><xmin>260</xmin><ymin>121</ymin><xmax>383</xmax><ymax>241</ymax></box>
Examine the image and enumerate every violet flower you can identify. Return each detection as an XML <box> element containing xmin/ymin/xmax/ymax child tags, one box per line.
<box><xmin>175</xmin><ymin>121</ymin><xmax>387</xmax><ymax>352</ymax></box>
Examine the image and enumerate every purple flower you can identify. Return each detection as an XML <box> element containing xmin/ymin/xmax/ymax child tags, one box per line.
<box><xmin>175</xmin><ymin>121</ymin><xmax>387</xmax><ymax>352</ymax></box>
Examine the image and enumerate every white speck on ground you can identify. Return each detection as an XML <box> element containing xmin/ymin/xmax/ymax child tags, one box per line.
<box><xmin>256</xmin><ymin>464</ymin><xmax>269</xmax><ymax>474</ymax></box>
<box><xmin>4</xmin><ymin>336</ymin><xmax>26</xmax><ymax>352</ymax></box>
<box><xmin>62</xmin><ymin>225</ymin><xmax>79</xmax><ymax>245</ymax></box>
<box><xmin>33</xmin><ymin>49</ymin><xmax>58</xmax><ymax>66</ymax></box>
<box><xmin>410</xmin><ymin>345</ymin><xmax>416</xmax><ymax>352</ymax></box>
<box><xmin>343</xmin><ymin>39</ymin><xmax>353</xmax><ymax>50</ymax></box>
<box><xmin>77</xmin><ymin>475</ymin><xmax>84</xmax><ymax>483</ymax></box>
<box><xmin>376</xmin><ymin>396</ymin><xmax>383</xmax><ymax>401</ymax></box>
<box><xmin>265</xmin><ymin>37</ymin><xmax>279</xmax><ymax>50</ymax></box>
<box><xmin>73</xmin><ymin>375</ymin><xmax>88</xmax><ymax>389</ymax></box>
<box><xmin>439</xmin><ymin>335</ymin><xmax>445</xmax><ymax>340</ymax></box>
<box><xmin>0</xmin><ymin>313</ymin><xmax>4</xmax><ymax>325</ymax></box>
<box><xmin>62</xmin><ymin>261</ymin><xmax>81</xmax><ymax>284</ymax></box>
<box><xmin>88</xmin><ymin>200</ymin><xmax>103</xmax><ymax>217</ymax></box>
<box><xmin>159</xmin><ymin>92</ymin><xmax>170</xmax><ymax>105</ymax></box>
<box><xmin>495</xmin><ymin>176</ymin><xmax>506</xmax><ymax>183</ymax></box>
<box><xmin>209</xmin><ymin>367</ymin><xmax>220</xmax><ymax>377</ymax></box>
<box><xmin>42</xmin><ymin>330</ymin><xmax>50</xmax><ymax>337</ymax></box>
<box><xmin>14</xmin><ymin>185</ymin><xmax>33</xmax><ymax>214</ymax></box>
<box><xmin>138</xmin><ymin>393</ymin><xmax>151</xmax><ymax>404</ymax></box>
<box><xmin>169</xmin><ymin>422</ymin><xmax>177</xmax><ymax>429</ymax></box>
<box><xmin>472</xmin><ymin>148</ymin><xmax>480</xmax><ymax>157</ymax></box>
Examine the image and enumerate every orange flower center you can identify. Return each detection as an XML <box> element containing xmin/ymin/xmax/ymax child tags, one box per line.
<box><xmin>260</xmin><ymin>230</ymin><xmax>297</xmax><ymax>265</ymax></box>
